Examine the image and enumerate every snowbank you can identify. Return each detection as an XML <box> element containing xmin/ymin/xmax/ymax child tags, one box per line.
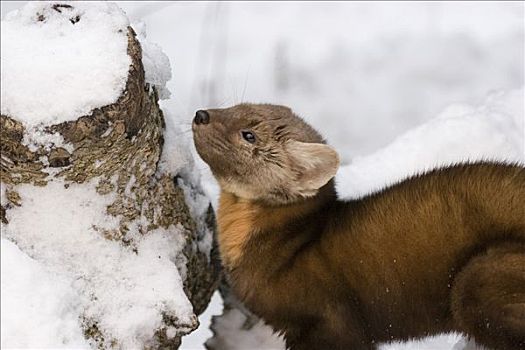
<box><xmin>0</xmin><ymin>2</ymin><xmax>130</xmax><ymax>126</ymax></box>
<box><xmin>336</xmin><ymin>88</ymin><xmax>525</xmax><ymax>199</ymax></box>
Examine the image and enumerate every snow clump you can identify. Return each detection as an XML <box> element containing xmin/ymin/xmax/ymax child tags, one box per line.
<box><xmin>1</xmin><ymin>2</ymin><xmax>131</xmax><ymax>126</ymax></box>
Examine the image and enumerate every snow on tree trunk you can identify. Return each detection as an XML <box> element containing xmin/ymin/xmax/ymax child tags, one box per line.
<box><xmin>1</xmin><ymin>2</ymin><xmax>219</xmax><ymax>349</ymax></box>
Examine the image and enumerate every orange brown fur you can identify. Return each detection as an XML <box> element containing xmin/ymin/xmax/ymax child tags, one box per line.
<box><xmin>193</xmin><ymin>104</ymin><xmax>525</xmax><ymax>350</ymax></box>
<box><xmin>217</xmin><ymin>183</ymin><xmax>334</xmax><ymax>268</ymax></box>
<box><xmin>217</xmin><ymin>193</ymin><xmax>257</xmax><ymax>267</ymax></box>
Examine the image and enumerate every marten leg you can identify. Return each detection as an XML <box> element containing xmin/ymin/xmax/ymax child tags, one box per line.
<box><xmin>284</xmin><ymin>319</ymin><xmax>374</xmax><ymax>350</ymax></box>
<box><xmin>451</xmin><ymin>242</ymin><xmax>525</xmax><ymax>350</ymax></box>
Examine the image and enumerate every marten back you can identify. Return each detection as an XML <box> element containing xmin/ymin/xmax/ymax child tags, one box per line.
<box><xmin>328</xmin><ymin>163</ymin><xmax>525</xmax><ymax>341</ymax></box>
<box><xmin>193</xmin><ymin>104</ymin><xmax>525</xmax><ymax>350</ymax></box>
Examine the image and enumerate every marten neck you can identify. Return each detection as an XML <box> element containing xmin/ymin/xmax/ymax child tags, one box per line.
<box><xmin>217</xmin><ymin>180</ymin><xmax>337</xmax><ymax>270</ymax></box>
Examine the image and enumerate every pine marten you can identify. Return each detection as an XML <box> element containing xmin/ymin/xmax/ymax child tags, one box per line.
<box><xmin>192</xmin><ymin>104</ymin><xmax>525</xmax><ymax>350</ymax></box>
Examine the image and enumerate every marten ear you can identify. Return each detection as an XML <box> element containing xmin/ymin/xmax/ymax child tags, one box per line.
<box><xmin>285</xmin><ymin>141</ymin><xmax>340</xmax><ymax>195</ymax></box>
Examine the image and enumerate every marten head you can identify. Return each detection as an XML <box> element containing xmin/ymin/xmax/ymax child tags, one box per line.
<box><xmin>192</xmin><ymin>104</ymin><xmax>339</xmax><ymax>204</ymax></box>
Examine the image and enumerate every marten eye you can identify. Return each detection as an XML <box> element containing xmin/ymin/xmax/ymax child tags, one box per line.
<box><xmin>241</xmin><ymin>131</ymin><xmax>256</xmax><ymax>144</ymax></box>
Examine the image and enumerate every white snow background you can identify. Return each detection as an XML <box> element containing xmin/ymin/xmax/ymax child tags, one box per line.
<box><xmin>1</xmin><ymin>1</ymin><xmax>524</xmax><ymax>350</ymax></box>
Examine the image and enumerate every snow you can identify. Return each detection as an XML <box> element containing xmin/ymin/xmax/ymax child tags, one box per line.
<box><xmin>181</xmin><ymin>292</ymin><xmax>224</xmax><ymax>350</ymax></box>
<box><xmin>1</xmin><ymin>179</ymin><xmax>195</xmax><ymax>349</ymax></box>
<box><xmin>1</xmin><ymin>239</ymin><xmax>89</xmax><ymax>349</ymax></box>
<box><xmin>22</xmin><ymin>126</ymin><xmax>74</xmax><ymax>153</ymax></box>
<box><xmin>336</xmin><ymin>88</ymin><xmax>525</xmax><ymax>199</ymax></box>
<box><xmin>206</xmin><ymin>308</ymin><xmax>285</xmax><ymax>350</ymax></box>
<box><xmin>158</xmin><ymin>109</ymin><xmax>194</xmax><ymax>177</ymax></box>
<box><xmin>134</xmin><ymin>21</ymin><xmax>173</xmax><ymax>100</ymax></box>
<box><xmin>0</xmin><ymin>2</ymin><xmax>131</xmax><ymax>126</ymax></box>
<box><xmin>113</xmin><ymin>1</ymin><xmax>523</xmax><ymax>163</ymax></box>
<box><xmin>205</xmin><ymin>306</ymin><xmax>466</xmax><ymax>350</ymax></box>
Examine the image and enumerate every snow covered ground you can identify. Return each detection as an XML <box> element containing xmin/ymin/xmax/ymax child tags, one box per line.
<box><xmin>1</xmin><ymin>1</ymin><xmax>523</xmax><ymax>349</ymax></box>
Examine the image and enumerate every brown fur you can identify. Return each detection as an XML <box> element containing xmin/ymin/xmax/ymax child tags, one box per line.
<box><xmin>193</xmin><ymin>104</ymin><xmax>525</xmax><ymax>350</ymax></box>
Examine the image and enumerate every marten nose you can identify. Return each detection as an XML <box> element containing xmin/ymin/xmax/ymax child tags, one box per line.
<box><xmin>194</xmin><ymin>110</ymin><xmax>210</xmax><ymax>125</ymax></box>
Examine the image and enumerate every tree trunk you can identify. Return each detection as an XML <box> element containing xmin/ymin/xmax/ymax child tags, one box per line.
<box><xmin>0</xmin><ymin>10</ymin><xmax>220</xmax><ymax>349</ymax></box>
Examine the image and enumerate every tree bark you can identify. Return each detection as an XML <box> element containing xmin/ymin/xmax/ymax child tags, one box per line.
<box><xmin>0</xmin><ymin>24</ymin><xmax>220</xmax><ymax>349</ymax></box>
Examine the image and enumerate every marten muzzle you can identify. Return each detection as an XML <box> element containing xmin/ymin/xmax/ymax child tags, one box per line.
<box><xmin>192</xmin><ymin>109</ymin><xmax>233</xmax><ymax>178</ymax></box>
<box><xmin>194</xmin><ymin>110</ymin><xmax>210</xmax><ymax>125</ymax></box>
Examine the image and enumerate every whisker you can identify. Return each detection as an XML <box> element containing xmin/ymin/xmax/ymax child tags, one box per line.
<box><xmin>241</xmin><ymin>67</ymin><xmax>250</xmax><ymax>103</ymax></box>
